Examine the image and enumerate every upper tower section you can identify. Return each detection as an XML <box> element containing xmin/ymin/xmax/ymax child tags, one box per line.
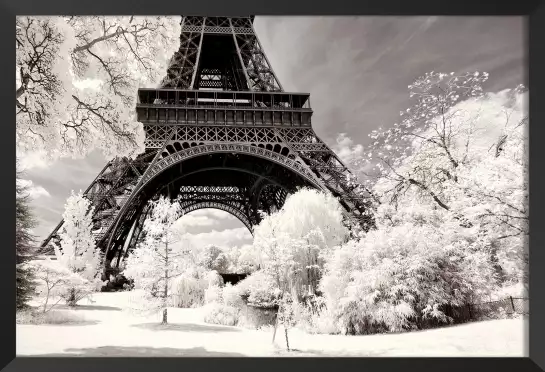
<box><xmin>161</xmin><ymin>16</ymin><xmax>283</xmax><ymax>92</ymax></box>
<box><xmin>137</xmin><ymin>16</ymin><xmax>312</xmax><ymax>129</ymax></box>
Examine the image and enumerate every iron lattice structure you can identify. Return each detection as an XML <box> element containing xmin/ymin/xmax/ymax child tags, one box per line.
<box><xmin>41</xmin><ymin>16</ymin><xmax>373</xmax><ymax>268</ymax></box>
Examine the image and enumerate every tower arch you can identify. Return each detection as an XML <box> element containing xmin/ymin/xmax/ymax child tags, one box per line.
<box><xmin>40</xmin><ymin>16</ymin><xmax>374</xmax><ymax>265</ymax></box>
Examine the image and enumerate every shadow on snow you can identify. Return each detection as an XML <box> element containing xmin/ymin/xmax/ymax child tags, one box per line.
<box><xmin>55</xmin><ymin>305</ymin><xmax>123</xmax><ymax>311</ymax></box>
<box><xmin>20</xmin><ymin>345</ymin><xmax>245</xmax><ymax>357</ymax></box>
<box><xmin>131</xmin><ymin>322</ymin><xmax>242</xmax><ymax>333</ymax></box>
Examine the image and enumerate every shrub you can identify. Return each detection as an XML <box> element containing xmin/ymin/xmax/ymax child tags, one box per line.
<box><xmin>237</xmin><ymin>304</ymin><xmax>278</xmax><ymax>329</ymax></box>
<box><xmin>204</xmin><ymin>285</ymin><xmax>223</xmax><ymax>304</ymax></box>
<box><xmin>205</xmin><ymin>270</ymin><xmax>224</xmax><ymax>287</ymax></box>
<box><xmin>222</xmin><ymin>283</ymin><xmax>245</xmax><ymax>308</ymax></box>
<box><xmin>236</xmin><ymin>271</ymin><xmax>281</xmax><ymax>307</ymax></box>
<box><xmin>170</xmin><ymin>268</ymin><xmax>223</xmax><ymax>308</ymax></box>
<box><xmin>171</xmin><ymin>273</ymin><xmax>207</xmax><ymax>308</ymax></box>
<box><xmin>16</xmin><ymin>309</ymin><xmax>86</xmax><ymax>325</ymax></box>
<box><xmin>203</xmin><ymin>303</ymin><xmax>240</xmax><ymax>326</ymax></box>
<box><xmin>203</xmin><ymin>283</ymin><xmax>248</xmax><ymax>327</ymax></box>
<box><xmin>318</xmin><ymin>219</ymin><xmax>497</xmax><ymax>335</ymax></box>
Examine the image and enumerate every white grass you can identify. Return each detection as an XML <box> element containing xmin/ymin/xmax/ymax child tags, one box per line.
<box><xmin>16</xmin><ymin>291</ymin><xmax>528</xmax><ymax>357</ymax></box>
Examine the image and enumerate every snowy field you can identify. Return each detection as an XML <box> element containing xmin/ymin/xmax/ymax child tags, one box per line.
<box><xmin>17</xmin><ymin>291</ymin><xmax>528</xmax><ymax>357</ymax></box>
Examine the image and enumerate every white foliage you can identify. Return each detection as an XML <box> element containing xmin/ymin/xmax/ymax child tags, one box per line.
<box><xmin>274</xmin><ymin>188</ymin><xmax>348</xmax><ymax>250</ymax></box>
<box><xmin>252</xmin><ymin>188</ymin><xmax>348</xmax><ymax>297</ymax></box>
<box><xmin>318</xmin><ymin>73</ymin><xmax>528</xmax><ymax>335</ymax></box>
<box><xmin>205</xmin><ymin>270</ymin><xmax>224</xmax><ymax>287</ymax></box>
<box><xmin>169</xmin><ymin>267</ymin><xmax>223</xmax><ymax>308</ymax></box>
<box><xmin>203</xmin><ymin>302</ymin><xmax>240</xmax><ymax>326</ymax></box>
<box><xmin>199</xmin><ymin>245</ymin><xmax>230</xmax><ymax>273</ymax></box>
<box><xmin>204</xmin><ymin>285</ymin><xmax>223</xmax><ymax>305</ymax></box>
<box><xmin>319</xmin><ymin>211</ymin><xmax>498</xmax><ymax>334</ymax></box>
<box><xmin>202</xmin><ymin>283</ymin><xmax>246</xmax><ymax>327</ymax></box>
<box><xmin>349</xmin><ymin>72</ymin><xmax>527</xmax><ymax>290</ymax></box>
<box><xmin>123</xmin><ymin>196</ymin><xmax>204</xmax><ymax>320</ymax></box>
<box><xmin>170</xmin><ymin>272</ymin><xmax>208</xmax><ymax>308</ymax></box>
<box><xmin>222</xmin><ymin>283</ymin><xmax>245</xmax><ymax>308</ymax></box>
<box><xmin>236</xmin><ymin>270</ymin><xmax>282</xmax><ymax>307</ymax></box>
<box><xmin>228</xmin><ymin>244</ymin><xmax>260</xmax><ymax>273</ymax></box>
<box><xmin>16</xmin><ymin>16</ymin><xmax>180</xmax><ymax>161</ymax></box>
<box><xmin>54</xmin><ymin>191</ymin><xmax>102</xmax><ymax>283</ymax></box>
<box><xmin>29</xmin><ymin>258</ymin><xmax>92</xmax><ymax>312</ymax></box>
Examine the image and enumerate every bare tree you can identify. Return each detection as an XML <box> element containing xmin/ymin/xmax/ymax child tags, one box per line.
<box><xmin>16</xmin><ymin>16</ymin><xmax>180</xmax><ymax>160</ymax></box>
<box><xmin>347</xmin><ymin>71</ymin><xmax>528</xmax><ymax>286</ymax></box>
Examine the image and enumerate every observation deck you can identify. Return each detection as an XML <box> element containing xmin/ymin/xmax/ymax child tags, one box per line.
<box><xmin>136</xmin><ymin>89</ymin><xmax>313</xmax><ymax>127</ymax></box>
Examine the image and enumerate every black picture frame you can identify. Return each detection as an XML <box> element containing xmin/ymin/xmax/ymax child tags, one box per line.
<box><xmin>4</xmin><ymin>0</ymin><xmax>543</xmax><ymax>371</ymax></box>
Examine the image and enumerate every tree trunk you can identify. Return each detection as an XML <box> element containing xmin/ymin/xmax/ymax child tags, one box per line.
<box><xmin>162</xmin><ymin>308</ymin><xmax>168</xmax><ymax>324</ymax></box>
<box><xmin>162</xmin><ymin>240</ymin><xmax>169</xmax><ymax>324</ymax></box>
<box><xmin>67</xmin><ymin>287</ymin><xmax>77</xmax><ymax>307</ymax></box>
<box><xmin>43</xmin><ymin>286</ymin><xmax>50</xmax><ymax>313</ymax></box>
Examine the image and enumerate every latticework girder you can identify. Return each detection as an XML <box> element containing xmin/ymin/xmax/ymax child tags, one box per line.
<box><xmin>40</xmin><ymin>15</ymin><xmax>373</xmax><ymax>268</ymax></box>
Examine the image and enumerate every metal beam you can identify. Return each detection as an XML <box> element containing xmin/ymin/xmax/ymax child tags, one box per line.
<box><xmin>230</xmin><ymin>18</ymin><xmax>252</xmax><ymax>91</ymax></box>
<box><xmin>189</xmin><ymin>17</ymin><xmax>205</xmax><ymax>89</ymax></box>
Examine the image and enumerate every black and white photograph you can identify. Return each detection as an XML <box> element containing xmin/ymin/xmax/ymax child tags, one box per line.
<box><xmin>15</xmin><ymin>15</ymin><xmax>528</xmax><ymax>357</ymax></box>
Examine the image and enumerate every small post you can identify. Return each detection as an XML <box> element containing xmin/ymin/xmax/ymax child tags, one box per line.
<box><xmin>272</xmin><ymin>311</ymin><xmax>279</xmax><ymax>343</ymax></box>
<box><xmin>510</xmin><ymin>296</ymin><xmax>516</xmax><ymax>314</ymax></box>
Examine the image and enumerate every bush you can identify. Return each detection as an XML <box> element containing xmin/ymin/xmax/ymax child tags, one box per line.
<box><xmin>307</xmin><ymin>311</ymin><xmax>339</xmax><ymax>334</ymax></box>
<box><xmin>203</xmin><ymin>283</ymin><xmax>247</xmax><ymax>327</ymax></box>
<box><xmin>205</xmin><ymin>270</ymin><xmax>224</xmax><ymax>287</ymax></box>
<box><xmin>284</xmin><ymin>294</ymin><xmax>338</xmax><ymax>334</ymax></box>
<box><xmin>236</xmin><ymin>271</ymin><xmax>281</xmax><ymax>307</ymax></box>
<box><xmin>222</xmin><ymin>283</ymin><xmax>245</xmax><ymax>308</ymax></box>
<box><xmin>204</xmin><ymin>285</ymin><xmax>223</xmax><ymax>304</ymax></box>
<box><xmin>171</xmin><ymin>273</ymin><xmax>208</xmax><ymax>308</ymax></box>
<box><xmin>16</xmin><ymin>309</ymin><xmax>86</xmax><ymax>325</ymax></box>
<box><xmin>318</xmin><ymin>219</ymin><xmax>497</xmax><ymax>335</ymax></box>
<box><xmin>200</xmin><ymin>245</ymin><xmax>230</xmax><ymax>273</ymax></box>
<box><xmin>202</xmin><ymin>273</ymin><xmax>291</xmax><ymax>330</ymax></box>
<box><xmin>171</xmin><ymin>268</ymin><xmax>223</xmax><ymax>308</ymax></box>
<box><xmin>203</xmin><ymin>272</ymin><xmax>281</xmax><ymax>329</ymax></box>
<box><xmin>237</xmin><ymin>304</ymin><xmax>278</xmax><ymax>329</ymax></box>
<box><xmin>203</xmin><ymin>302</ymin><xmax>240</xmax><ymax>326</ymax></box>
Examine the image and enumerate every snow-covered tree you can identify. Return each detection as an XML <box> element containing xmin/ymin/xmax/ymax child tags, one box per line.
<box><xmin>227</xmin><ymin>244</ymin><xmax>260</xmax><ymax>273</ymax></box>
<box><xmin>253</xmin><ymin>213</ymin><xmax>300</xmax><ymax>296</ymax></box>
<box><xmin>54</xmin><ymin>191</ymin><xmax>103</xmax><ymax>305</ymax></box>
<box><xmin>252</xmin><ymin>189</ymin><xmax>349</xmax><ymax>350</ymax></box>
<box><xmin>253</xmin><ymin>188</ymin><xmax>349</xmax><ymax>297</ymax></box>
<box><xmin>16</xmin><ymin>166</ymin><xmax>37</xmax><ymax>310</ymax></box>
<box><xmin>16</xmin><ymin>16</ymin><xmax>180</xmax><ymax>161</ymax></box>
<box><xmin>349</xmin><ymin>72</ymin><xmax>528</xmax><ymax>291</ymax></box>
<box><xmin>30</xmin><ymin>258</ymin><xmax>91</xmax><ymax>313</ymax></box>
<box><xmin>170</xmin><ymin>267</ymin><xmax>223</xmax><ymax>308</ymax></box>
<box><xmin>200</xmin><ymin>245</ymin><xmax>230</xmax><ymax>273</ymax></box>
<box><xmin>314</xmin><ymin>71</ymin><xmax>529</xmax><ymax>335</ymax></box>
<box><xmin>123</xmin><ymin>196</ymin><xmax>188</xmax><ymax>324</ymax></box>
<box><xmin>319</xmin><ymin>207</ymin><xmax>497</xmax><ymax>335</ymax></box>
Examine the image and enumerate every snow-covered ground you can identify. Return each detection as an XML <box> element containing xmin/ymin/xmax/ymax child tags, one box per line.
<box><xmin>17</xmin><ymin>292</ymin><xmax>528</xmax><ymax>357</ymax></box>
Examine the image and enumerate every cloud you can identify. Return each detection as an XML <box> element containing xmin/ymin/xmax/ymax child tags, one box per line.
<box><xmin>189</xmin><ymin>209</ymin><xmax>232</xmax><ymax>220</ymax></box>
<box><xmin>17</xmin><ymin>179</ymin><xmax>51</xmax><ymax>199</ymax></box>
<box><xmin>172</xmin><ymin>209</ymin><xmax>245</xmax><ymax>235</ymax></box>
<box><xmin>333</xmin><ymin>133</ymin><xmax>366</xmax><ymax>165</ymax></box>
<box><xmin>182</xmin><ymin>227</ymin><xmax>252</xmax><ymax>249</ymax></box>
<box><xmin>332</xmin><ymin>133</ymin><xmax>376</xmax><ymax>182</ymax></box>
<box><xmin>174</xmin><ymin>213</ymin><xmax>217</xmax><ymax>228</ymax></box>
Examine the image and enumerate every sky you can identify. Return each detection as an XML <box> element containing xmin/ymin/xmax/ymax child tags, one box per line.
<box><xmin>19</xmin><ymin>16</ymin><xmax>525</xmax><ymax>252</ymax></box>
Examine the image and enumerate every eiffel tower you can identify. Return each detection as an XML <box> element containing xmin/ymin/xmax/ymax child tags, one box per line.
<box><xmin>40</xmin><ymin>16</ymin><xmax>373</xmax><ymax>269</ymax></box>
